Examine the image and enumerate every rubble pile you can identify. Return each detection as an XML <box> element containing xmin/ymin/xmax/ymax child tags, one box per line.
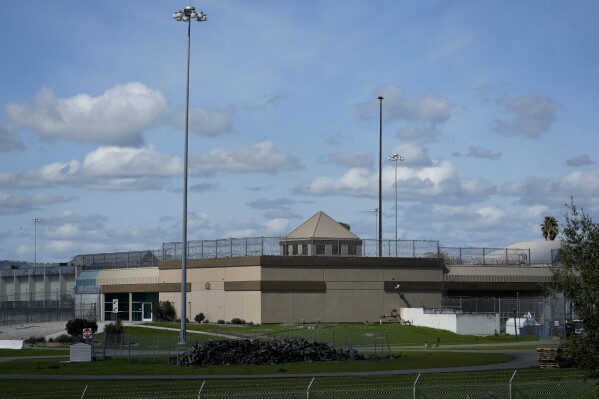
<box><xmin>179</xmin><ymin>337</ymin><xmax>362</xmax><ymax>366</ymax></box>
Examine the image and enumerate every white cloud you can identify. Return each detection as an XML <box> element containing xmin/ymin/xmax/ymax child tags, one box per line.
<box><xmin>501</xmin><ymin>168</ymin><xmax>599</xmax><ymax>206</ymax></box>
<box><xmin>0</xmin><ymin>191</ymin><xmax>72</xmax><ymax>214</ymax></box>
<box><xmin>190</xmin><ymin>140</ymin><xmax>302</xmax><ymax>175</ymax></box>
<box><xmin>494</xmin><ymin>92</ymin><xmax>557</xmax><ymax>138</ymax></box>
<box><xmin>170</xmin><ymin>106</ymin><xmax>235</xmax><ymax>137</ymax></box>
<box><xmin>296</xmin><ymin>159</ymin><xmax>495</xmax><ymax>203</ymax></box>
<box><xmin>566</xmin><ymin>154</ymin><xmax>594</xmax><ymax>167</ymax></box>
<box><xmin>6</xmin><ymin>83</ymin><xmax>167</xmax><ymax>145</ymax></box>
<box><xmin>0</xmin><ymin>141</ymin><xmax>299</xmax><ymax>190</ymax></box>
<box><xmin>392</xmin><ymin>143</ymin><xmax>432</xmax><ymax>166</ymax></box>
<box><xmin>356</xmin><ymin>85</ymin><xmax>452</xmax><ymax>123</ymax></box>
<box><xmin>355</xmin><ymin>85</ymin><xmax>452</xmax><ymax>141</ymax></box>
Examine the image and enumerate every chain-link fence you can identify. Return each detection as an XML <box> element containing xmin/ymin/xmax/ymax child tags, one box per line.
<box><xmin>70</xmin><ymin>251</ymin><xmax>161</xmax><ymax>269</ymax></box>
<box><xmin>0</xmin><ymin>303</ymin><xmax>96</xmax><ymax>327</ymax></box>
<box><xmin>441</xmin><ymin>296</ymin><xmax>571</xmax><ymax>338</ymax></box>
<box><xmin>90</xmin><ymin>325</ymin><xmax>391</xmax><ymax>364</ymax></box>
<box><xmin>260</xmin><ymin>326</ymin><xmax>391</xmax><ymax>357</ymax></box>
<box><xmin>4</xmin><ymin>371</ymin><xmax>595</xmax><ymax>398</ymax></box>
<box><xmin>161</xmin><ymin>237</ymin><xmax>534</xmax><ymax>266</ymax></box>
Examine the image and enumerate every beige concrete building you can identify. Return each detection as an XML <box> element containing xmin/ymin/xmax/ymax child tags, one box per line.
<box><xmin>159</xmin><ymin>255</ymin><xmax>443</xmax><ymax>324</ymax></box>
<box><xmin>71</xmin><ymin>211</ymin><xmax>558</xmax><ymax>324</ymax></box>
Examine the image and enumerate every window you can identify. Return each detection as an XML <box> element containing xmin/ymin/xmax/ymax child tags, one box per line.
<box><xmin>316</xmin><ymin>243</ymin><xmax>325</xmax><ymax>255</ymax></box>
<box><xmin>293</xmin><ymin>244</ymin><xmax>298</xmax><ymax>255</ymax></box>
<box><xmin>348</xmin><ymin>242</ymin><xmax>357</xmax><ymax>256</ymax></box>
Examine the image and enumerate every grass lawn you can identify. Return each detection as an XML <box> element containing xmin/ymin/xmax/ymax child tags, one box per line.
<box><xmin>146</xmin><ymin>321</ymin><xmax>539</xmax><ymax>346</ymax></box>
<box><xmin>0</xmin><ymin>348</ymin><xmax>69</xmax><ymax>357</ymax></box>
<box><xmin>0</xmin><ymin>351</ymin><xmax>513</xmax><ymax>375</ymax></box>
<box><xmin>0</xmin><ymin>368</ymin><xmax>594</xmax><ymax>399</ymax></box>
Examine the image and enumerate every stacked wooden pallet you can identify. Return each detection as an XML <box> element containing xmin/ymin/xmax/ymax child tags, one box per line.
<box><xmin>537</xmin><ymin>344</ymin><xmax>560</xmax><ymax>368</ymax></box>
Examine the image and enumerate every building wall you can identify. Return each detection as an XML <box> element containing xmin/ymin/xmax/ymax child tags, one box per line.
<box><xmin>158</xmin><ymin>256</ymin><xmax>444</xmax><ymax>324</ymax></box>
<box><xmin>400</xmin><ymin>307</ymin><xmax>500</xmax><ymax>335</ymax></box>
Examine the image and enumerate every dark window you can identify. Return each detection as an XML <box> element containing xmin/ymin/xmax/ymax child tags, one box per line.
<box><xmin>316</xmin><ymin>243</ymin><xmax>325</xmax><ymax>255</ymax></box>
<box><xmin>332</xmin><ymin>241</ymin><xmax>339</xmax><ymax>255</ymax></box>
<box><xmin>292</xmin><ymin>244</ymin><xmax>298</xmax><ymax>255</ymax></box>
<box><xmin>348</xmin><ymin>242</ymin><xmax>357</xmax><ymax>256</ymax></box>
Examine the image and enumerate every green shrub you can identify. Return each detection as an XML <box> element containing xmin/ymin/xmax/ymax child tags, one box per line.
<box><xmin>66</xmin><ymin>319</ymin><xmax>98</xmax><ymax>337</ymax></box>
<box><xmin>55</xmin><ymin>334</ymin><xmax>77</xmax><ymax>344</ymax></box>
<box><xmin>25</xmin><ymin>336</ymin><xmax>46</xmax><ymax>344</ymax></box>
<box><xmin>153</xmin><ymin>300</ymin><xmax>176</xmax><ymax>321</ymax></box>
<box><xmin>104</xmin><ymin>319</ymin><xmax>124</xmax><ymax>336</ymax></box>
<box><xmin>194</xmin><ymin>312</ymin><xmax>206</xmax><ymax>323</ymax></box>
<box><xmin>230</xmin><ymin>318</ymin><xmax>246</xmax><ymax>325</ymax></box>
<box><xmin>217</xmin><ymin>319</ymin><xmax>225</xmax><ymax>324</ymax></box>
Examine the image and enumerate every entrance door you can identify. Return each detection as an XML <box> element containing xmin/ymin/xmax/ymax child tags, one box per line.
<box><xmin>142</xmin><ymin>302</ymin><xmax>153</xmax><ymax>322</ymax></box>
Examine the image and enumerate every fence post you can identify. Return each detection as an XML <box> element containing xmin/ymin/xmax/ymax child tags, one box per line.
<box><xmin>80</xmin><ymin>385</ymin><xmax>88</xmax><ymax>399</ymax></box>
<box><xmin>509</xmin><ymin>370</ymin><xmax>517</xmax><ymax>399</ymax></box>
<box><xmin>197</xmin><ymin>380</ymin><xmax>206</xmax><ymax>399</ymax></box>
<box><xmin>413</xmin><ymin>373</ymin><xmax>420</xmax><ymax>399</ymax></box>
<box><xmin>306</xmin><ymin>377</ymin><xmax>315</xmax><ymax>399</ymax></box>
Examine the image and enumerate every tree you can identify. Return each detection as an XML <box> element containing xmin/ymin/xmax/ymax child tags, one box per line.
<box><xmin>66</xmin><ymin>319</ymin><xmax>98</xmax><ymax>337</ymax></box>
<box><xmin>153</xmin><ymin>300</ymin><xmax>176</xmax><ymax>321</ymax></box>
<box><xmin>541</xmin><ymin>216</ymin><xmax>559</xmax><ymax>241</ymax></box>
<box><xmin>550</xmin><ymin>200</ymin><xmax>599</xmax><ymax>376</ymax></box>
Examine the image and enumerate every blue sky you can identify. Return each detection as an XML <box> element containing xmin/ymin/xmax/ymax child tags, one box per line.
<box><xmin>1</xmin><ymin>0</ymin><xmax>599</xmax><ymax>262</ymax></box>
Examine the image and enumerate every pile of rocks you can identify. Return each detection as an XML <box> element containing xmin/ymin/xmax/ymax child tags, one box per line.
<box><xmin>179</xmin><ymin>337</ymin><xmax>362</xmax><ymax>366</ymax></box>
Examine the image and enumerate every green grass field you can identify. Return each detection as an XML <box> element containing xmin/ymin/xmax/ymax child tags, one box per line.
<box><xmin>0</xmin><ymin>322</ymin><xmax>575</xmax><ymax>399</ymax></box>
<box><xmin>0</xmin><ymin>369</ymin><xmax>595</xmax><ymax>399</ymax></box>
<box><xmin>146</xmin><ymin>321</ymin><xmax>539</xmax><ymax>346</ymax></box>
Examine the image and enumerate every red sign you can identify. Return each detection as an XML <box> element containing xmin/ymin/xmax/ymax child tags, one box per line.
<box><xmin>82</xmin><ymin>328</ymin><xmax>93</xmax><ymax>339</ymax></box>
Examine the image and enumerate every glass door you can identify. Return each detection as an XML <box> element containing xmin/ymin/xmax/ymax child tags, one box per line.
<box><xmin>142</xmin><ymin>302</ymin><xmax>153</xmax><ymax>321</ymax></box>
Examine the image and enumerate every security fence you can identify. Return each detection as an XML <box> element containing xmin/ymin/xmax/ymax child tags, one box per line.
<box><xmin>441</xmin><ymin>296</ymin><xmax>571</xmax><ymax>338</ymax></box>
<box><xmin>4</xmin><ymin>370</ymin><xmax>596</xmax><ymax>398</ymax></box>
<box><xmin>161</xmin><ymin>237</ymin><xmax>534</xmax><ymax>266</ymax></box>
<box><xmin>91</xmin><ymin>326</ymin><xmax>391</xmax><ymax>364</ymax></box>
<box><xmin>70</xmin><ymin>250</ymin><xmax>161</xmax><ymax>269</ymax></box>
<box><xmin>0</xmin><ymin>302</ymin><xmax>96</xmax><ymax>327</ymax></box>
<box><xmin>260</xmin><ymin>326</ymin><xmax>391</xmax><ymax>357</ymax></box>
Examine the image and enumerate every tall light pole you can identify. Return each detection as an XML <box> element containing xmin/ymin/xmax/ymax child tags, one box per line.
<box><xmin>32</xmin><ymin>218</ymin><xmax>41</xmax><ymax>268</ymax></box>
<box><xmin>378</xmin><ymin>96</ymin><xmax>384</xmax><ymax>258</ymax></box>
<box><xmin>172</xmin><ymin>5</ymin><xmax>207</xmax><ymax>345</ymax></box>
<box><xmin>387</xmin><ymin>154</ymin><xmax>404</xmax><ymax>256</ymax></box>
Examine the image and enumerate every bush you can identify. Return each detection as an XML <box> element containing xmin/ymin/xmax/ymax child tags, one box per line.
<box><xmin>25</xmin><ymin>336</ymin><xmax>46</xmax><ymax>344</ymax></box>
<box><xmin>66</xmin><ymin>319</ymin><xmax>98</xmax><ymax>337</ymax></box>
<box><xmin>55</xmin><ymin>334</ymin><xmax>77</xmax><ymax>344</ymax></box>
<box><xmin>153</xmin><ymin>300</ymin><xmax>176</xmax><ymax>321</ymax></box>
<box><xmin>217</xmin><ymin>319</ymin><xmax>225</xmax><ymax>324</ymax></box>
<box><xmin>104</xmin><ymin>319</ymin><xmax>124</xmax><ymax>336</ymax></box>
<box><xmin>230</xmin><ymin>318</ymin><xmax>246</xmax><ymax>325</ymax></box>
<box><xmin>194</xmin><ymin>313</ymin><xmax>206</xmax><ymax>323</ymax></box>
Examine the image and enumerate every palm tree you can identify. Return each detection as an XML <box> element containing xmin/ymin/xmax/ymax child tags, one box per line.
<box><xmin>541</xmin><ymin>216</ymin><xmax>559</xmax><ymax>241</ymax></box>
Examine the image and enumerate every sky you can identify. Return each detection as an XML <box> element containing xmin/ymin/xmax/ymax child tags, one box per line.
<box><xmin>1</xmin><ymin>0</ymin><xmax>599</xmax><ymax>263</ymax></box>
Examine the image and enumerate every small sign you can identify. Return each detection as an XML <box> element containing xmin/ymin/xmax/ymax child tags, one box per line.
<box><xmin>82</xmin><ymin>328</ymin><xmax>93</xmax><ymax>339</ymax></box>
<box><xmin>554</xmin><ymin>320</ymin><xmax>560</xmax><ymax>327</ymax></box>
<box><xmin>112</xmin><ymin>299</ymin><xmax>119</xmax><ymax>313</ymax></box>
